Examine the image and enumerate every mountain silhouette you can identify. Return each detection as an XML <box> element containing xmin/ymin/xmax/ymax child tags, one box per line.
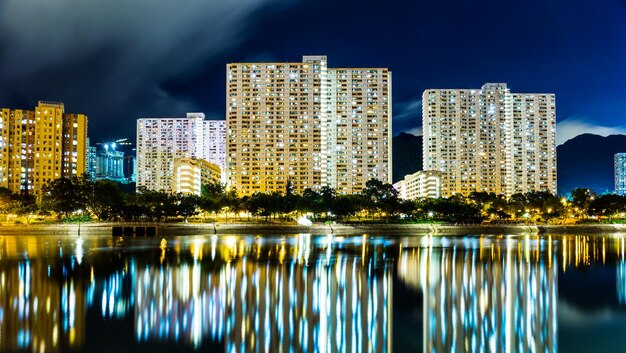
<box><xmin>392</xmin><ymin>132</ymin><xmax>423</xmax><ymax>183</ymax></box>
<box><xmin>557</xmin><ymin>133</ymin><xmax>626</xmax><ymax>195</ymax></box>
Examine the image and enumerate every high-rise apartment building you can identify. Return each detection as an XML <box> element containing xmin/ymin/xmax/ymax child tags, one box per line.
<box><xmin>423</xmin><ymin>83</ymin><xmax>556</xmax><ymax>197</ymax></box>
<box><xmin>227</xmin><ymin>55</ymin><xmax>391</xmax><ymax>196</ymax></box>
<box><xmin>204</xmin><ymin>120</ymin><xmax>226</xmax><ymax>170</ymax></box>
<box><xmin>87</xmin><ymin>140</ymin><xmax>97</xmax><ymax>180</ymax></box>
<box><xmin>137</xmin><ymin>114</ymin><xmax>204</xmax><ymax>192</ymax></box>
<box><xmin>136</xmin><ymin>113</ymin><xmax>225</xmax><ymax>192</ymax></box>
<box><xmin>615</xmin><ymin>153</ymin><xmax>626</xmax><ymax>196</ymax></box>
<box><xmin>0</xmin><ymin>101</ymin><xmax>88</xmax><ymax>197</ymax></box>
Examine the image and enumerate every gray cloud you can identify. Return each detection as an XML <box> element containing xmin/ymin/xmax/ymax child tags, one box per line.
<box><xmin>395</xmin><ymin>98</ymin><xmax>422</xmax><ymax>121</ymax></box>
<box><xmin>0</xmin><ymin>0</ymin><xmax>291</xmax><ymax>139</ymax></box>
<box><xmin>393</xmin><ymin>98</ymin><xmax>422</xmax><ymax>136</ymax></box>
<box><xmin>557</xmin><ymin>115</ymin><xmax>626</xmax><ymax>145</ymax></box>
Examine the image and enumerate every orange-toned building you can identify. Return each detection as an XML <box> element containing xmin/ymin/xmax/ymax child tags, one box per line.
<box><xmin>0</xmin><ymin>101</ymin><xmax>88</xmax><ymax>198</ymax></box>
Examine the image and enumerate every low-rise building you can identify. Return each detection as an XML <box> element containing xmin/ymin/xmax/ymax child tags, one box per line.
<box><xmin>395</xmin><ymin>170</ymin><xmax>442</xmax><ymax>200</ymax></box>
<box><xmin>173</xmin><ymin>158</ymin><xmax>221</xmax><ymax>195</ymax></box>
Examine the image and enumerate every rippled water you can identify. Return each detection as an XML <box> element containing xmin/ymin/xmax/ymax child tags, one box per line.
<box><xmin>0</xmin><ymin>233</ymin><xmax>625</xmax><ymax>352</ymax></box>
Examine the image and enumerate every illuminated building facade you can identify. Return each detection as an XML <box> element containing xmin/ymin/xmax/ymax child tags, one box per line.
<box><xmin>423</xmin><ymin>83</ymin><xmax>556</xmax><ymax>197</ymax></box>
<box><xmin>87</xmin><ymin>139</ymin><xmax>136</xmax><ymax>183</ymax></box>
<box><xmin>136</xmin><ymin>114</ymin><xmax>205</xmax><ymax>192</ymax></box>
<box><xmin>173</xmin><ymin>158</ymin><xmax>221</xmax><ymax>195</ymax></box>
<box><xmin>203</xmin><ymin>120</ymin><xmax>226</xmax><ymax>172</ymax></box>
<box><xmin>137</xmin><ymin>113</ymin><xmax>225</xmax><ymax>192</ymax></box>
<box><xmin>0</xmin><ymin>101</ymin><xmax>88</xmax><ymax>198</ymax></box>
<box><xmin>95</xmin><ymin>148</ymin><xmax>124</xmax><ymax>182</ymax></box>
<box><xmin>86</xmin><ymin>143</ymin><xmax>97</xmax><ymax>180</ymax></box>
<box><xmin>615</xmin><ymin>153</ymin><xmax>626</xmax><ymax>195</ymax></box>
<box><xmin>124</xmin><ymin>154</ymin><xmax>136</xmax><ymax>183</ymax></box>
<box><xmin>394</xmin><ymin>170</ymin><xmax>442</xmax><ymax>199</ymax></box>
<box><xmin>227</xmin><ymin>55</ymin><xmax>392</xmax><ymax>196</ymax></box>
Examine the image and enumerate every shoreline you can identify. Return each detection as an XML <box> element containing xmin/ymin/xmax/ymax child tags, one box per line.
<box><xmin>0</xmin><ymin>222</ymin><xmax>625</xmax><ymax>236</ymax></box>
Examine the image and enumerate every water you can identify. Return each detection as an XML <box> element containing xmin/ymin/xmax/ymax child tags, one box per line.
<box><xmin>0</xmin><ymin>233</ymin><xmax>625</xmax><ymax>352</ymax></box>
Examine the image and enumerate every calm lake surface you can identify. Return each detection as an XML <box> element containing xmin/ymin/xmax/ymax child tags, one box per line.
<box><xmin>1</xmin><ymin>233</ymin><xmax>625</xmax><ymax>352</ymax></box>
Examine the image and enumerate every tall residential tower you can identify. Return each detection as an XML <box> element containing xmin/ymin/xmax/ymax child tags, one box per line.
<box><xmin>0</xmin><ymin>101</ymin><xmax>88</xmax><ymax>197</ymax></box>
<box><xmin>226</xmin><ymin>55</ymin><xmax>391</xmax><ymax>196</ymax></box>
<box><xmin>422</xmin><ymin>83</ymin><xmax>556</xmax><ymax>197</ymax></box>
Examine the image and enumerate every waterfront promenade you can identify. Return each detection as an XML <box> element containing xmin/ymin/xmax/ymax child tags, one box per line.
<box><xmin>0</xmin><ymin>222</ymin><xmax>625</xmax><ymax>236</ymax></box>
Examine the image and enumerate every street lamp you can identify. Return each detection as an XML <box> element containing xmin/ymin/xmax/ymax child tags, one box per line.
<box><xmin>76</xmin><ymin>209</ymin><xmax>83</xmax><ymax>236</ymax></box>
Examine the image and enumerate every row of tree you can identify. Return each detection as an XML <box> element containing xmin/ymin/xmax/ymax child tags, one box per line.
<box><xmin>1</xmin><ymin>176</ymin><xmax>626</xmax><ymax>224</ymax></box>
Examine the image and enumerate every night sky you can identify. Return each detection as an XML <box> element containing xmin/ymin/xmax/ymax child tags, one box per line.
<box><xmin>1</xmin><ymin>0</ymin><xmax>625</xmax><ymax>144</ymax></box>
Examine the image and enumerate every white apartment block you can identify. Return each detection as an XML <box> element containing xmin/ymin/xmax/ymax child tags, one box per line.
<box><xmin>423</xmin><ymin>83</ymin><xmax>556</xmax><ymax>197</ymax></box>
<box><xmin>394</xmin><ymin>170</ymin><xmax>442</xmax><ymax>200</ymax></box>
<box><xmin>330</xmin><ymin>67</ymin><xmax>392</xmax><ymax>194</ymax></box>
<box><xmin>204</xmin><ymin>119</ymin><xmax>226</xmax><ymax>169</ymax></box>
<box><xmin>227</xmin><ymin>55</ymin><xmax>391</xmax><ymax>196</ymax></box>
<box><xmin>136</xmin><ymin>114</ymin><xmax>205</xmax><ymax>192</ymax></box>
<box><xmin>137</xmin><ymin>113</ymin><xmax>226</xmax><ymax>192</ymax></box>
<box><xmin>616</xmin><ymin>153</ymin><xmax>626</xmax><ymax>196</ymax></box>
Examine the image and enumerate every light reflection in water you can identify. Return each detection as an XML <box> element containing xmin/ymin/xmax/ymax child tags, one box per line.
<box><xmin>93</xmin><ymin>238</ymin><xmax>392</xmax><ymax>353</ymax></box>
<box><xmin>0</xmin><ymin>235</ymin><xmax>392</xmax><ymax>352</ymax></box>
<box><xmin>0</xmin><ymin>254</ymin><xmax>87</xmax><ymax>352</ymax></box>
<box><xmin>399</xmin><ymin>236</ymin><xmax>558</xmax><ymax>353</ymax></box>
<box><xmin>1</xmin><ymin>234</ymin><xmax>626</xmax><ymax>352</ymax></box>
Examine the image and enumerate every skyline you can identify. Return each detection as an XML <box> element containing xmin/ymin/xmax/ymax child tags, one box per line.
<box><xmin>1</xmin><ymin>0</ymin><xmax>625</xmax><ymax>144</ymax></box>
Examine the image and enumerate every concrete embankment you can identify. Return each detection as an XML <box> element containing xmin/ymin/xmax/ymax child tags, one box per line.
<box><xmin>0</xmin><ymin>222</ymin><xmax>625</xmax><ymax>236</ymax></box>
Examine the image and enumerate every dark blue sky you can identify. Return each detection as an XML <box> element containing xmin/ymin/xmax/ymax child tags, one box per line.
<box><xmin>1</xmin><ymin>0</ymin><xmax>625</xmax><ymax>143</ymax></box>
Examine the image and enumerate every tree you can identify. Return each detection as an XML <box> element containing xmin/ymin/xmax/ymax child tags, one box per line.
<box><xmin>297</xmin><ymin>189</ymin><xmax>323</xmax><ymax>219</ymax></box>
<box><xmin>7</xmin><ymin>194</ymin><xmax>39</xmax><ymax>224</ymax></box>
<box><xmin>221</xmin><ymin>188</ymin><xmax>242</xmax><ymax>219</ymax></box>
<box><xmin>41</xmin><ymin>177</ymin><xmax>89</xmax><ymax>219</ymax></box>
<box><xmin>362</xmin><ymin>179</ymin><xmax>400</xmax><ymax>219</ymax></box>
<box><xmin>0</xmin><ymin>187</ymin><xmax>14</xmax><ymax>212</ymax></box>
<box><xmin>571</xmin><ymin>188</ymin><xmax>596</xmax><ymax>215</ymax></box>
<box><xmin>85</xmin><ymin>180</ymin><xmax>125</xmax><ymax>221</ymax></box>
<box><xmin>175</xmin><ymin>194</ymin><xmax>201</xmax><ymax>222</ymax></box>
<box><xmin>331</xmin><ymin>194</ymin><xmax>361</xmax><ymax>220</ymax></box>
<box><xmin>134</xmin><ymin>188</ymin><xmax>176</xmax><ymax>221</ymax></box>
<box><xmin>589</xmin><ymin>194</ymin><xmax>626</xmax><ymax>217</ymax></box>
<box><xmin>200</xmin><ymin>181</ymin><xmax>226</xmax><ymax>215</ymax></box>
<box><xmin>319</xmin><ymin>186</ymin><xmax>336</xmax><ymax>218</ymax></box>
<box><xmin>421</xmin><ymin>197</ymin><xmax>483</xmax><ymax>223</ymax></box>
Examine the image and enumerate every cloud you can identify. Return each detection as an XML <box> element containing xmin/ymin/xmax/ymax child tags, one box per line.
<box><xmin>404</xmin><ymin>126</ymin><xmax>422</xmax><ymax>136</ymax></box>
<box><xmin>395</xmin><ymin>99</ymin><xmax>422</xmax><ymax>121</ymax></box>
<box><xmin>557</xmin><ymin>116</ymin><xmax>626</xmax><ymax>145</ymax></box>
<box><xmin>393</xmin><ymin>98</ymin><xmax>422</xmax><ymax>136</ymax></box>
<box><xmin>0</xmin><ymin>0</ymin><xmax>292</xmax><ymax>139</ymax></box>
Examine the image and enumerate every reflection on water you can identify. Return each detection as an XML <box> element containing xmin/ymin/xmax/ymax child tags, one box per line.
<box><xmin>0</xmin><ymin>235</ymin><xmax>392</xmax><ymax>353</ymax></box>
<box><xmin>1</xmin><ymin>233</ymin><xmax>626</xmax><ymax>352</ymax></box>
<box><xmin>398</xmin><ymin>236</ymin><xmax>557</xmax><ymax>353</ymax></box>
